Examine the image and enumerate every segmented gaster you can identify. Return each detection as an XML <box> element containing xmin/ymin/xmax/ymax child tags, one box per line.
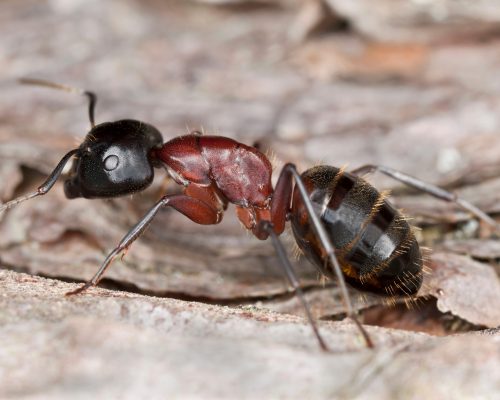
<box><xmin>290</xmin><ymin>165</ymin><xmax>423</xmax><ymax>296</ymax></box>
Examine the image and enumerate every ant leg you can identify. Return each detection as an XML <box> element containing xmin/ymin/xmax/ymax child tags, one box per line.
<box><xmin>19</xmin><ymin>78</ymin><xmax>97</xmax><ymax>127</ymax></box>
<box><xmin>66</xmin><ymin>194</ymin><xmax>220</xmax><ymax>296</ymax></box>
<box><xmin>259</xmin><ymin>221</ymin><xmax>329</xmax><ymax>351</ymax></box>
<box><xmin>0</xmin><ymin>149</ymin><xmax>79</xmax><ymax>213</ymax></box>
<box><xmin>285</xmin><ymin>164</ymin><xmax>374</xmax><ymax>348</ymax></box>
<box><xmin>351</xmin><ymin>164</ymin><xmax>499</xmax><ymax>231</ymax></box>
<box><xmin>263</xmin><ymin>163</ymin><xmax>373</xmax><ymax>348</ymax></box>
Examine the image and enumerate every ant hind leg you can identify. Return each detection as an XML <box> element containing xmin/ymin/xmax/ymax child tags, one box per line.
<box><xmin>351</xmin><ymin>164</ymin><xmax>499</xmax><ymax>232</ymax></box>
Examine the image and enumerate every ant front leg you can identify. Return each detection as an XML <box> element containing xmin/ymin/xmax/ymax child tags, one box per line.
<box><xmin>66</xmin><ymin>194</ymin><xmax>221</xmax><ymax>296</ymax></box>
<box><xmin>351</xmin><ymin>164</ymin><xmax>499</xmax><ymax>232</ymax></box>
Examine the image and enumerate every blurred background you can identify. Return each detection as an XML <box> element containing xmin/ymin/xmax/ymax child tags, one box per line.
<box><xmin>1</xmin><ymin>0</ymin><xmax>500</xmax><ymax>398</ymax></box>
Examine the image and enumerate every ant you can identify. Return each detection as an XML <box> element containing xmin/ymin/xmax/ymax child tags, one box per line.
<box><xmin>1</xmin><ymin>78</ymin><xmax>498</xmax><ymax>351</ymax></box>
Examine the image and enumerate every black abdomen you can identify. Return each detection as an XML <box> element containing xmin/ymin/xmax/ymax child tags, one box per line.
<box><xmin>290</xmin><ymin>165</ymin><xmax>423</xmax><ymax>296</ymax></box>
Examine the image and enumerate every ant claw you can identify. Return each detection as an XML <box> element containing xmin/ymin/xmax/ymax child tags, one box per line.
<box><xmin>65</xmin><ymin>282</ymin><xmax>94</xmax><ymax>296</ymax></box>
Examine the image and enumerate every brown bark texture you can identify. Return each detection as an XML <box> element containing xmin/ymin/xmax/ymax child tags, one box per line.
<box><xmin>1</xmin><ymin>0</ymin><xmax>499</xmax><ymax>398</ymax></box>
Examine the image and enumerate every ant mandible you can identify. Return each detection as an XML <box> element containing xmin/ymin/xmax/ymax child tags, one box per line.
<box><xmin>1</xmin><ymin>78</ymin><xmax>498</xmax><ymax>351</ymax></box>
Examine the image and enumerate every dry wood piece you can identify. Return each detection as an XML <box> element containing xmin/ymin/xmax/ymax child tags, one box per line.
<box><xmin>425</xmin><ymin>252</ymin><xmax>500</xmax><ymax>328</ymax></box>
<box><xmin>440</xmin><ymin>239</ymin><xmax>500</xmax><ymax>260</ymax></box>
<box><xmin>288</xmin><ymin>0</ymin><xmax>346</xmax><ymax>43</ymax></box>
<box><xmin>323</xmin><ymin>0</ymin><xmax>500</xmax><ymax>43</ymax></box>
<box><xmin>1</xmin><ymin>270</ymin><xmax>500</xmax><ymax>399</ymax></box>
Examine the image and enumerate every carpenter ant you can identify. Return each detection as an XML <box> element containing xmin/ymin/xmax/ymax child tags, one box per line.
<box><xmin>1</xmin><ymin>79</ymin><xmax>498</xmax><ymax>351</ymax></box>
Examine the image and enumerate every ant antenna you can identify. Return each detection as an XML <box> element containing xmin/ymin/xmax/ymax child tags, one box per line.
<box><xmin>19</xmin><ymin>78</ymin><xmax>97</xmax><ymax>128</ymax></box>
<box><xmin>0</xmin><ymin>149</ymin><xmax>79</xmax><ymax>214</ymax></box>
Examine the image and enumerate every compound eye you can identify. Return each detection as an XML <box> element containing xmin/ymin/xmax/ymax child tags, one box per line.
<box><xmin>104</xmin><ymin>154</ymin><xmax>119</xmax><ymax>171</ymax></box>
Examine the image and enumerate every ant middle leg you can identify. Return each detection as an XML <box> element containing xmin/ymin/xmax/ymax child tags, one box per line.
<box><xmin>259</xmin><ymin>221</ymin><xmax>329</xmax><ymax>351</ymax></box>
<box><xmin>351</xmin><ymin>164</ymin><xmax>499</xmax><ymax>231</ymax></box>
<box><xmin>66</xmin><ymin>194</ymin><xmax>221</xmax><ymax>296</ymax></box>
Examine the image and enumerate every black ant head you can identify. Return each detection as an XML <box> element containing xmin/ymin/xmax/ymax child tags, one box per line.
<box><xmin>64</xmin><ymin>119</ymin><xmax>163</xmax><ymax>199</ymax></box>
<box><xmin>0</xmin><ymin>80</ymin><xmax>168</xmax><ymax>214</ymax></box>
